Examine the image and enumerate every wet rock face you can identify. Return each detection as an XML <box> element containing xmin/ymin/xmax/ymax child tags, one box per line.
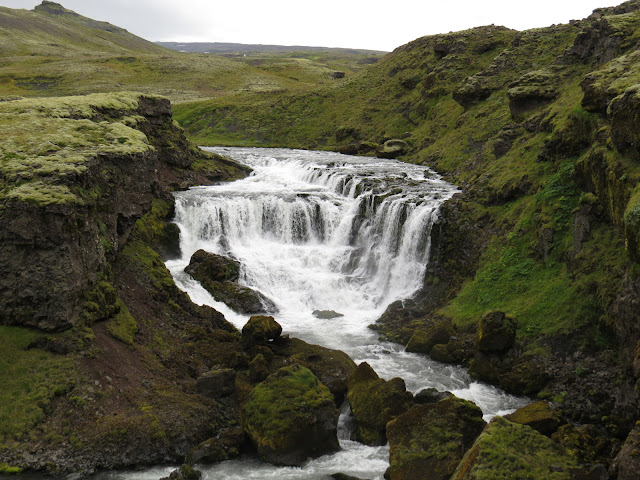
<box><xmin>241</xmin><ymin>364</ymin><xmax>340</xmax><ymax>466</ymax></box>
<box><xmin>386</xmin><ymin>396</ymin><xmax>486</xmax><ymax>480</ymax></box>
<box><xmin>185</xmin><ymin>250</ymin><xmax>277</xmax><ymax>315</ymax></box>
<box><xmin>610</xmin><ymin>85</ymin><xmax>640</xmax><ymax>161</ymax></box>
<box><xmin>346</xmin><ymin>362</ymin><xmax>413</xmax><ymax>446</ymax></box>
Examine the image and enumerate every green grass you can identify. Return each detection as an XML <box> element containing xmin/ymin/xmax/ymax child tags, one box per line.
<box><xmin>0</xmin><ymin>326</ymin><xmax>75</xmax><ymax>441</ymax></box>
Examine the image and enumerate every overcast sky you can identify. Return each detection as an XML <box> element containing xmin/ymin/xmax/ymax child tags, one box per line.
<box><xmin>0</xmin><ymin>0</ymin><xmax>624</xmax><ymax>51</ymax></box>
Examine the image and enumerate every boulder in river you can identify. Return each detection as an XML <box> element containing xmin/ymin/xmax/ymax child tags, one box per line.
<box><xmin>242</xmin><ymin>315</ymin><xmax>282</xmax><ymax>347</ymax></box>
<box><xmin>346</xmin><ymin>362</ymin><xmax>412</xmax><ymax>445</ymax></box>
<box><xmin>184</xmin><ymin>249</ymin><xmax>240</xmax><ymax>282</ymax></box>
<box><xmin>312</xmin><ymin>309</ymin><xmax>344</xmax><ymax>319</ymax></box>
<box><xmin>386</xmin><ymin>396</ymin><xmax>486</xmax><ymax>480</ymax></box>
<box><xmin>241</xmin><ymin>364</ymin><xmax>340</xmax><ymax>466</ymax></box>
<box><xmin>476</xmin><ymin>310</ymin><xmax>517</xmax><ymax>353</ymax></box>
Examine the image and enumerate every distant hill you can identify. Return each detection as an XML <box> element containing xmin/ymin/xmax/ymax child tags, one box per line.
<box><xmin>157</xmin><ymin>41</ymin><xmax>387</xmax><ymax>56</ymax></box>
<box><xmin>0</xmin><ymin>1</ymin><xmax>167</xmax><ymax>56</ymax></box>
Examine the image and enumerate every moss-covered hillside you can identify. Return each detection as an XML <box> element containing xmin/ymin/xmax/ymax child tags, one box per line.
<box><xmin>176</xmin><ymin>0</ymin><xmax>640</xmax><ymax>440</ymax></box>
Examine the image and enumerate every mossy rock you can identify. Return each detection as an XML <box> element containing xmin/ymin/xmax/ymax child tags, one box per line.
<box><xmin>346</xmin><ymin>362</ymin><xmax>412</xmax><ymax>446</ymax></box>
<box><xmin>451</xmin><ymin>417</ymin><xmax>579</xmax><ymax>480</ymax></box>
<box><xmin>185</xmin><ymin>249</ymin><xmax>240</xmax><ymax>283</ymax></box>
<box><xmin>271</xmin><ymin>337</ymin><xmax>356</xmax><ymax>405</ymax></box>
<box><xmin>195</xmin><ymin>369</ymin><xmax>236</xmax><ymax>398</ymax></box>
<box><xmin>185</xmin><ymin>425</ymin><xmax>244</xmax><ymax>465</ymax></box>
<box><xmin>624</xmin><ymin>190</ymin><xmax>640</xmax><ymax>264</ymax></box>
<box><xmin>160</xmin><ymin>464</ymin><xmax>202</xmax><ymax>480</ymax></box>
<box><xmin>241</xmin><ymin>364</ymin><xmax>340</xmax><ymax>466</ymax></box>
<box><xmin>610</xmin><ymin>84</ymin><xmax>640</xmax><ymax>161</ymax></box>
<box><xmin>249</xmin><ymin>353</ymin><xmax>270</xmax><ymax>384</ymax></box>
<box><xmin>204</xmin><ymin>280</ymin><xmax>278</xmax><ymax>315</ymax></box>
<box><xmin>504</xmin><ymin>401</ymin><xmax>561</xmax><ymax>435</ymax></box>
<box><xmin>413</xmin><ymin>387</ymin><xmax>453</xmax><ymax>405</ymax></box>
<box><xmin>241</xmin><ymin>315</ymin><xmax>282</xmax><ymax>347</ymax></box>
<box><xmin>405</xmin><ymin>319</ymin><xmax>455</xmax><ymax>355</ymax></box>
<box><xmin>476</xmin><ymin>311</ymin><xmax>517</xmax><ymax>353</ymax></box>
<box><xmin>498</xmin><ymin>360</ymin><xmax>550</xmax><ymax>396</ymax></box>
<box><xmin>552</xmin><ymin>423</ymin><xmax>612</xmax><ymax>465</ymax></box>
<box><xmin>386</xmin><ymin>396</ymin><xmax>486</xmax><ymax>480</ymax></box>
<box><xmin>612</xmin><ymin>424</ymin><xmax>640</xmax><ymax>480</ymax></box>
<box><xmin>467</xmin><ymin>351</ymin><xmax>500</xmax><ymax>384</ymax></box>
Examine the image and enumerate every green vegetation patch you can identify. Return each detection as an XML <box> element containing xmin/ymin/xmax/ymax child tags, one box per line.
<box><xmin>0</xmin><ymin>92</ymin><xmax>152</xmax><ymax>205</ymax></box>
<box><xmin>0</xmin><ymin>326</ymin><xmax>75</xmax><ymax>440</ymax></box>
<box><xmin>105</xmin><ymin>299</ymin><xmax>138</xmax><ymax>345</ymax></box>
<box><xmin>242</xmin><ymin>364</ymin><xmax>334</xmax><ymax>449</ymax></box>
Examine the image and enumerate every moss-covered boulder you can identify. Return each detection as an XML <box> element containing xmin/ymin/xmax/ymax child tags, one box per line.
<box><xmin>413</xmin><ymin>388</ymin><xmax>452</xmax><ymax>405</ymax></box>
<box><xmin>476</xmin><ymin>311</ymin><xmax>517</xmax><ymax>353</ymax></box>
<box><xmin>405</xmin><ymin>319</ymin><xmax>455</xmax><ymax>355</ymax></box>
<box><xmin>612</xmin><ymin>424</ymin><xmax>640</xmax><ymax>480</ymax></box>
<box><xmin>451</xmin><ymin>417</ymin><xmax>580</xmax><ymax>480</ymax></box>
<box><xmin>504</xmin><ymin>401</ymin><xmax>561</xmax><ymax>435</ymax></box>
<box><xmin>624</xmin><ymin>190</ymin><xmax>640</xmax><ymax>264</ymax></box>
<box><xmin>386</xmin><ymin>396</ymin><xmax>486</xmax><ymax>480</ymax></box>
<box><xmin>241</xmin><ymin>364</ymin><xmax>340</xmax><ymax>466</ymax></box>
<box><xmin>185</xmin><ymin>249</ymin><xmax>240</xmax><ymax>282</ymax></box>
<box><xmin>160</xmin><ymin>464</ymin><xmax>202</xmax><ymax>480</ymax></box>
<box><xmin>507</xmin><ymin>68</ymin><xmax>559</xmax><ymax>118</ymax></box>
<box><xmin>270</xmin><ymin>337</ymin><xmax>356</xmax><ymax>405</ymax></box>
<box><xmin>346</xmin><ymin>362</ymin><xmax>412</xmax><ymax>445</ymax></box>
<box><xmin>498</xmin><ymin>360</ymin><xmax>550</xmax><ymax>395</ymax></box>
<box><xmin>377</xmin><ymin>139</ymin><xmax>409</xmax><ymax>159</ymax></box>
<box><xmin>249</xmin><ymin>353</ymin><xmax>270</xmax><ymax>384</ymax></box>
<box><xmin>241</xmin><ymin>315</ymin><xmax>282</xmax><ymax>347</ymax></box>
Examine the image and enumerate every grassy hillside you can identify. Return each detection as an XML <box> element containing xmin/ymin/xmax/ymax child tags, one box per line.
<box><xmin>0</xmin><ymin>2</ymin><xmax>382</xmax><ymax>103</ymax></box>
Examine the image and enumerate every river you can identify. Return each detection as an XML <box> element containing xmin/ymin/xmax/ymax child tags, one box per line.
<box><xmin>96</xmin><ymin>147</ymin><xmax>527</xmax><ymax>480</ymax></box>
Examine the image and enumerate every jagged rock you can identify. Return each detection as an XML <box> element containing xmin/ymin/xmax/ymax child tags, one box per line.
<box><xmin>451</xmin><ymin>417</ymin><xmax>579</xmax><ymax>480</ymax></box>
<box><xmin>346</xmin><ymin>362</ymin><xmax>413</xmax><ymax>445</ymax></box>
<box><xmin>196</xmin><ymin>369</ymin><xmax>236</xmax><ymax>398</ymax></box>
<box><xmin>270</xmin><ymin>337</ymin><xmax>356</xmax><ymax>404</ymax></box>
<box><xmin>476</xmin><ymin>310</ymin><xmax>517</xmax><ymax>353</ymax></box>
<box><xmin>241</xmin><ymin>315</ymin><xmax>282</xmax><ymax>347</ymax></box>
<box><xmin>241</xmin><ymin>364</ymin><xmax>340</xmax><ymax>466</ymax></box>
<box><xmin>386</xmin><ymin>396</ymin><xmax>486</xmax><ymax>480</ymax></box>
<box><xmin>249</xmin><ymin>354</ymin><xmax>270</xmax><ymax>384</ymax></box>
<box><xmin>610</xmin><ymin>84</ymin><xmax>640</xmax><ymax>160</ymax></box>
<box><xmin>406</xmin><ymin>319</ymin><xmax>455</xmax><ymax>355</ymax></box>
<box><xmin>185</xmin><ymin>249</ymin><xmax>240</xmax><ymax>282</ymax></box>
<box><xmin>185</xmin><ymin>250</ymin><xmax>277</xmax><ymax>314</ymax></box>
<box><xmin>185</xmin><ymin>426</ymin><xmax>244</xmax><ymax>465</ymax></box>
<box><xmin>612</xmin><ymin>425</ymin><xmax>640</xmax><ymax>480</ymax></box>
<box><xmin>413</xmin><ymin>388</ymin><xmax>452</xmax><ymax>404</ymax></box>
<box><xmin>433</xmin><ymin>35</ymin><xmax>467</xmax><ymax>58</ymax></box>
<box><xmin>312</xmin><ymin>310</ymin><xmax>344</xmax><ymax>319</ymax></box>
<box><xmin>504</xmin><ymin>401</ymin><xmax>561</xmax><ymax>435</ymax></box>
<box><xmin>160</xmin><ymin>464</ymin><xmax>202</xmax><ymax>480</ymax></box>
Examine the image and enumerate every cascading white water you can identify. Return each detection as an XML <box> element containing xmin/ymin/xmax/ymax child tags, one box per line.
<box><xmin>102</xmin><ymin>147</ymin><xmax>527</xmax><ymax>480</ymax></box>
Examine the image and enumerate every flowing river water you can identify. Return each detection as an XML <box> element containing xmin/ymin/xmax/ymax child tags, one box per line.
<box><xmin>98</xmin><ymin>147</ymin><xmax>528</xmax><ymax>480</ymax></box>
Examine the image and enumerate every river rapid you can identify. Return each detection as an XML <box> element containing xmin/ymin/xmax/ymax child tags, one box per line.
<box><xmin>97</xmin><ymin>147</ymin><xmax>527</xmax><ymax>480</ymax></box>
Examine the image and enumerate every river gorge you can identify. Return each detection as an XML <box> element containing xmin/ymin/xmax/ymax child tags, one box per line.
<box><xmin>95</xmin><ymin>147</ymin><xmax>527</xmax><ymax>479</ymax></box>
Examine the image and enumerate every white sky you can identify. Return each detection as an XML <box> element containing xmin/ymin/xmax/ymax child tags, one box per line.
<box><xmin>0</xmin><ymin>0</ymin><xmax>624</xmax><ymax>51</ymax></box>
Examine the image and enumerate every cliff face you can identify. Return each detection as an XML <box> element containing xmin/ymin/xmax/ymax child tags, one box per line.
<box><xmin>0</xmin><ymin>93</ymin><xmax>247</xmax><ymax>331</ymax></box>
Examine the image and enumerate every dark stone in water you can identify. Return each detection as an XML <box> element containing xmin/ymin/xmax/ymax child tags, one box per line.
<box><xmin>313</xmin><ymin>310</ymin><xmax>344</xmax><ymax>319</ymax></box>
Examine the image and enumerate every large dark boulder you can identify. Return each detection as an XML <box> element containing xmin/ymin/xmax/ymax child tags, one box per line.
<box><xmin>160</xmin><ymin>465</ymin><xmax>202</xmax><ymax>480</ymax></box>
<box><xmin>241</xmin><ymin>315</ymin><xmax>282</xmax><ymax>347</ymax></box>
<box><xmin>346</xmin><ymin>362</ymin><xmax>412</xmax><ymax>445</ymax></box>
<box><xmin>406</xmin><ymin>319</ymin><xmax>455</xmax><ymax>355</ymax></box>
<box><xmin>185</xmin><ymin>250</ymin><xmax>277</xmax><ymax>314</ymax></box>
<box><xmin>476</xmin><ymin>310</ymin><xmax>517</xmax><ymax>353</ymax></box>
<box><xmin>185</xmin><ymin>426</ymin><xmax>244</xmax><ymax>465</ymax></box>
<box><xmin>386</xmin><ymin>396</ymin><xmax>486</xmax><ymax>480</ymax></box>
<box><xmin>241</xmin><ymin>364</ymin><xmax>340</xmax><ymax>466</ymax></box>
<box><xmin>185</xmin><ymin>249</ymin><xmax>240</xmax><ymax>282</ymax></box>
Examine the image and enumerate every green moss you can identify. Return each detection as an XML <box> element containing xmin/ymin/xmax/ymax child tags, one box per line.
<box><xmin>0</xmin><ymin>326</ymin><xmax>76</xmax><ymax>441</ymax></box>
<box><xmin>0</xmin><ymin>463</ymin><xmax>22</xmax><ymax>475</ymax></box>
<box><xmin>105</xmin><ymin>298</ymin><xmax>138</xmax><ymax>345</ymax></box>
<box><xmin>451</xmin><ymin>417</ymin><xmax>578</xmax><ymax>480</ymax></box>
<box><xmin>242</xmin><ymin>364</ymin><xmax>335</xmax><ymax>449</ymax></box>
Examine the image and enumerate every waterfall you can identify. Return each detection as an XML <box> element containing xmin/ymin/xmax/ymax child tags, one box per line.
<box><xmin>152</xmin><ymin>147</ymin><xmax>527</xmax><ymax>480</ymax></box>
